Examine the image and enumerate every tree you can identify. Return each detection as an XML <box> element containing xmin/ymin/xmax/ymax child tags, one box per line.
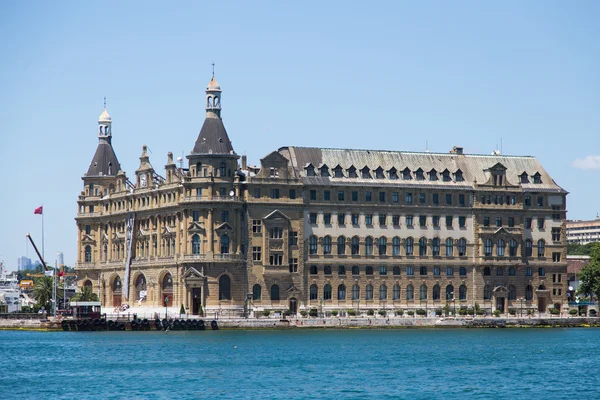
<box><xmin>33</xmin><ymin>277</ymin><xmax>62</xmax><ymax>310</ymax></box>
<box><xmin>578</xmin><ymin>243</ymin><xmax>600</xmax><ymax>300</ymax></box>
<box><xmin>70</xmin><ymin>286</ymin><xmax>99</xmax><ymax>302</ymax></box>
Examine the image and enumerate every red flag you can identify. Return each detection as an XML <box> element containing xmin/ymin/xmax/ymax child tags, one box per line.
<box><xmin>34</xmin><ymin>206</ymin><xmax>43</xmax><ymax>215</ymax></box>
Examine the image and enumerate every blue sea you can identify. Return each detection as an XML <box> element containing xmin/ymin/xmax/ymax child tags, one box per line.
<box><xmin>0</xmin><ymin>328</ymin><xmax>597</xmax><ymax>399</ymax></box>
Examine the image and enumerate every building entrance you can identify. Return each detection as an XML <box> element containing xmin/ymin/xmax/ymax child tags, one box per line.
<box><xmin>192</xmin><ymin>288</ymin><xmax>202</xmax><ymax>315</ymax></box>
<box><xmin>496</xmin><ymin>297</ymin><xmax>505</xmax><ymax>313</ymax></box>
<box><xmin>289</xmin><ymin>298</ymin><xmax>297</xmax><ymax>314</ymax></box>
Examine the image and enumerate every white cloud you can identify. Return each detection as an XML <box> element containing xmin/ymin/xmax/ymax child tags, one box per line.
<box><xmin>572</xmin><ymin>155</ymin><xmax>600</xmax><ymax>170</ymax></box>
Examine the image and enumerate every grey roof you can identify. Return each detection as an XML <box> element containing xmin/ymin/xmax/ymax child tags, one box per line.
<box><xmin>191</xmin><ymin>116</ymin><xmax>235</xmax><ymax>155</ymax></box>
<box><xmin>283</xmin><ymin>146</ymin><xmax>565</xmax><ymax>193</ymax></box>
<box><xmin>86</xmin><ymin>139</ymin><xmax>121</xmax><ymax>177</ymax></box>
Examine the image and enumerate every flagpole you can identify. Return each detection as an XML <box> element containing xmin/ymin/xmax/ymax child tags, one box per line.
<box><xmin>41</xmin><ymin>204</ymin><xmax>45</xmax><ymax>264</ymax></box>
<box><xmin>53</xmin><ymin>259</ymin><xmax>57</xmax><ymax>317</ymax></box>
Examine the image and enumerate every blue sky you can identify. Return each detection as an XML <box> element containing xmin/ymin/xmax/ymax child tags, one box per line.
<box><xmin>0</xmin><ymin>1</ymin><xmax>598</xmax><ymax>270</ymax></box>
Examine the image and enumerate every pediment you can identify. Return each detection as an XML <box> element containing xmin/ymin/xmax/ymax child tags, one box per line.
<box><xmin>287</xmin><ymin>284</ymin><xmax>301</xmax><ymax>293</ymax></box>
<box><xmin>264</xmin><ymin>209</ymin><xmax>291</xmax><ymax>222</ymax></box>
<box><xmin>162</xmin><ymin>226</ymin><xmax>174</xmax><ymax>236</ymax></box>
<box><xmin>261</xmin><ymin>151</ymin><xmax>288</xmax><ymax>164</ymax></box>
<box><xmin>183</xmin><ymin>266</ymin><xmax>205</xmax><ymax>280</ymax></box>
<box><xmin>188</xmin><ymin>221</ymin><xmax>204</xmax><ymax>233</ymax></box>
<box><xmin>493</xmin><ymin>285</ymin><xmax>508</xmax><ymax>293</ymax></box>
<box><xmin>101</xmin><ymin>232</ymin><xmax>109</xmax><ymax>242</ymax></box>
<box><xmin>489</xmin><ymin>162</ymin><xmax>507</xmax><ymax>171</ymax></box>
<box><xmin>215</xmin><ymin>222</ymin><xmax>233</xmax><ymax>231</ymax></box>
<box><xmin>82</xmin><ymin>234</ymin><xmax>96</xmax><ymax>244</ymax></box>
<box><xmin>112</xmin><ymin>232</ymin><xmax>124</xmax><ymax>241</ymax></box>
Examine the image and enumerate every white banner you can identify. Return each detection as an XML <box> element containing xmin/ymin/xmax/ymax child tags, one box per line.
<box><xmin>123</xmin><ymin>212</ymin><xmax>136</xmax><ymax>300</ymax></box>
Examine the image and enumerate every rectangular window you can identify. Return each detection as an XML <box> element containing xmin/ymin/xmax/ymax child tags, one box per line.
<box><xmin>252</xmin><ymin>220</ymin><xmax>262</xmax><ymax>233</ymax></box>
<box><xmin>85</xmin><ymin>225</ymin><xmax>91</xmax><ymax>235</ymax></box>
<box><xmin>221</xmin><ymin>211</ymin><xmax>229</xmax><ymax>222</ymax></box>
<box><xmin>406</xmin><ymin>193</ymin><xmax>413</xmax><ymax>205</ymax></box>
<box><xmin>323</xmin><ymin>213</ymin><xmax>331</xmax><ymax>225</ymax></box>
<box><xmin>289</xmin><ymin>258</ymin><xmax>298</xmax><ymax>273</ymax></box>
<box><xmin>446</xmin><ymin>216</ymin><xmax>453</xmax><ymax>227</ymax></box>
<box><xmin>192</xmin><ymin>210</ymin><xmax>200</xmax><ymax>222</ymax></box>
<box><xmin>524</xmin><ymin>196</ymin><xmax>531</xmax><ymax>207</ymax></box>
<box><xmin>525</xmin><ymin>218</ymin><xmax>532</xmax><ymax>229</ymax></box>
<box><xmin>392</xmin><ymin>215</ymin><xmax>400</xmax><ymax>226</ymax></box>
<box><xmin>406</xmin><ymin>266</ymin><xmax>414</xmax><ymax>276</ymax></box>
<box><xmin>446</xmin><ymin>266</ymin><xmax>454</xmax><ymax>276</ymax></box>
<box><xmin>309</xmin><ymin>213</ymin><xmax>317</xmax><ymax>224</ymax></box>
<box><xmin>433</xmin><ymin>216</ymin><xmax>440</xmax><ymax>228</ymax></box>
<box><xmin>352</xmin><ymin>214</ymin><xmax>359</xmax><ymax>225</ymax></box>
<box><xmin>365</xmin><ymin>214</ymin><xmax>373</xmax><ymax>226</ymax></box>
<box><xmin>552</xmin><ymin>252</ymin><xmax>561</xmax><ymax>262</ymax></box>
<box><xmin>537</xmin><ymin>218</ymin><xmax>544</xmax><ymax>229</ymax></box>
<box><xmin>526</xmin><ymin>267</ymin><xmax>532</xmax><ymax>277</ymax></box>
<box><xmin>508</xmin><ymin>217</ymin><xmax>515</xmax><ymax>227</ymax></box>
<box><xmin>252</xmin><ymin>246</ymin><xmax>262</xmax><ymax>261</ymax></box>
<box><xmin>483</xmin><ymin>216</ymin><xmax>490</xmax><ymax>227</ymax></box>
<box><xmin>508</xmin><ymin>196</ymin><xmax>515</xmax><ymax>205</ymax></box>
<box><xmin>379</xmin><ymin>192</ymin><xmax>386</xmax><ymax>202</ymax></box>
<box><xmin>537</xmin><ymin>196</ymin><xmax>544</xmax><ymax>207</ymax></box>
<box><xmin>433</xmin><ymin>193</ymin><xmax>439</xmax><ymax>205</ymax></box>
<box><xmin>380</xmin><ymin>266</ymin><xmax>387</xmax><ymax>275</ymax></box>
<box><xmin>392</xmin><ymin>192</ymin><xmax>399</xmax><ymax>203</ymax></box>
<box><xmin>495</xmin><ymin>217</ymin><xmax>502</xmax><ymax>227</ymax></box>
<box><xmin>338</xmin><ymin>265</ymin><xmax>346</xmax><ymax>275</ymax></box>
<box><xmin>365</xmin><ymin>191</ymin><xmax>372</xmax><ymax>202</ymax></box>
<box><xmin>270</xmin><ymin>188</ymin><xmax>280</xmax><ymax>199</ymax></box>
<box><xmin>289</xmin><ymin>189</ymin><xmax>296</xmax><ymax>199</ymax></box>
<box><xmin>338</xmin><ymin>191</ymin><xmax>344</xmax><ymax>201</ymax></box>
<box><xmin>419</xmin><ymin>215</ymin><xmax>427</xmax><ymax>227</ymax></box>
<box><xmin>445</xmin><ymin>194</ymin><xmax>452</xmax><ymax>205</ymax></box>
<box><xmin>196</xmin><ymin>188</ymin><xmax>202</xmax><ymax>197</ymax></box>
<box><xmin>351</xmin><ymin>191</ymin><xmax>358</xmax><ymax>201</ymax></box>
<box><xmin>406</xmin><ymin>215</ymin><xmax>413</xmax><ymax>227</ymax></box>
<box><xmin>323</xmin><ymin>190</ymin><xmax>331</xmax><ymax>201</ymax></box>
<box><xmin>459</xmin><ymin>216</ymin><xmax>466</xmax><ymax>228</ymax></box>
<box><xmin>270</xmin><ymin>227</ymin><xmax>283</xmax><ymax>239</ymax></box>
<box><xmin>337</xmin><ymin>213</ymin><xmax>345</xmax><ymax>225</ymax></box>
<box><xmin>433</xmin><ymin>266</ymin><xmax>440</xmax><ymax>276</ymax></box>
<box><xmin>290</xmin><ymin>231</ymin><xmax>298</xmax><ymax>246</ymax></box>
<box><xmin>379</xmin><ymin>214</ymin><xmax>386</xmax><ymax>226</ymax></box>
<box><xmin>420</xmin><ymin>266</ymin><xmax>427</xmax><ymax>275</ymax></box>
<box><xmin>352</xmin><ymin>266</ymin><xmax>359</xmax><ymax>275</ymax></box>
<box><xmin>552</xmin><ymin>228</ymin><xmax>560</xmax><ymax>241</ymax></box>
<box><xmin>419</xmin><ymin>193</ymin><xmax>426</xmax><ymax>204</ymax></box>
<box><xmin>269</xmin><ymin>254</ymin><xmax>283</xmax><ymax>265</ymax></box>
<box><xmin>324</xmin><ymin>266</ymin><xmax>332</xmax><ymax>275</ymax></box>
<box><xmin>458</xmin><ymin>194</ymin><xmax>465</xmax><ymax>206</ymax></box>
<box><xmin>310</xmin><ymin>190</ymin><xmax>316</xmax><ymax>201</ymax></box>
<box><xmin>253</xmin><ymin>188</ymin><xmax>261</xmax><ymax>198</ymax></box>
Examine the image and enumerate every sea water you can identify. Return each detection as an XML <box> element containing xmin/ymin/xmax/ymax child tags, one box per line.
<box><xmin>0</xmin><ymin>328</ymin><xmax>597</xmax><ymax>399</ymax></box>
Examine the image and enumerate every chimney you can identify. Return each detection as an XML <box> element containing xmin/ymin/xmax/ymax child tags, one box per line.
<box><xmin>451</xmin><ymin>146</ymin><xmax>463</xmax><ymax>155</ymax></box>
<box><xmin>242</xmin><ymin>155</ymin><xmax>247</xmax><ymax>170</ymax></box>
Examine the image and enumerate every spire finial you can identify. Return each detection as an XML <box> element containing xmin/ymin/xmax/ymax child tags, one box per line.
<box><xmin>103</xmin><ymin>97</ymin><xmax>106</xmax><ymax>109</ymax></box>
<box><xmin>212</xmin><ymin>62</ymin><xmax>215</xmax><ymax>77</ymax></box>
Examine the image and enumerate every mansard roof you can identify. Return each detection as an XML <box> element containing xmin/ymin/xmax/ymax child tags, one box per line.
<box><xmin>191</xmin><ymin>117</ymin><xmax>235</xmax><ymax>156</ymax></box>
<box><xmin>281</xmin><ymin>146</ymin><xmax>565</xmax><ymax>192</ymax></box>
<box><xmin>86</xmin><ymin>140</ymin><xmax>121</xmax><ymax>177</ymax></box>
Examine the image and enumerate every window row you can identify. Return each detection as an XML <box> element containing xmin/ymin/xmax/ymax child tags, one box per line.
<box><xmin>482</xmin><ymin>238</ymin><xmax>547</xmax><ymax>258</ymax></box>
<box><xmin>308</xmin><ymin>213</ymin><xmax>468</xmax><ymax>228</ymax></box>
<box><xmin>483</xmin><ymin>266</ymin><xmax>550</xmax><ymax>277</ymax></box>
<box><xmin>308</xmin><ymin>190</ymin><xmax>467</xmax><ymax>206</ymax></box>
<box><xmin>305</xmin><ymin>164</ymin><xmax>465</xmax><ymax>183</ymax></box>
<box><xmin>308</xmin><ymin>236</ymin><xmax>469</xmax><ymax>257</ymax></box>
<box><xmin>307</xmin><ymin>283</ymin><xmax>468</xmax><ymax>301</ymax></box>
<box><xmin>308</xmin><ymin>264</ymin><xmax>468</xmax><ymax>277</ymax></box>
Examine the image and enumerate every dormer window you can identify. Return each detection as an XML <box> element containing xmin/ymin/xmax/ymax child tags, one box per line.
<box><xmin>442</xmin><ymin>169</ymin><xmax>451</xmax><ymax>182</ymax></box>
<box><xmin>347</xmin><ymin>166</ymin><xmax>357</xmax><ymax>178</ymax></box>
<box><xmin>388</xmin><ymin>167</ymin><xmax>398</xmax><ymax>180</ymax></box>
<box><xmin>306</xmin><ymin>164</ymin><xmax>316</xmax><ymax>176</ymax></box>
<box><xmin>333</xmin><ymin>165</ymin><xmax>344</xmax><ymax>178</ymax></box>
<box><xmin>493</xmin><ymin>173</ymin><xmax>503</xmax><ymax>186</ymax></box>
<box><xmin>361</xmin><ymin>167</ymin><xmax>371</xmax><ymax>179</ymax></box>
<box><xmin>270</xmin><ymin>167</ymin><xmax>277</xmax><ymax>177</ymax></box>
<box><xmin>375</xmin><ymin>167</ymin><xmax>384</xmax><ymax>179</ymax></box>
<box><xmin>428</xmin><ymin>169</ymin><xmax>437</xmax><ymax>181</ymax></box>
<box><xmin>520</xmin><ymin>172</ymin><xmax>529</xmax><ymax>184</ymax></box>
<box><xmin>415</xmin><ymin>168</ymin><xmax>424</xmax><ymax>181</ymax></box>
<box><xmin>533</xmin><ymin>173</ymin><xmax>542</xmax><ymax>184</ymax></box>
<box><xmin>454</xmin><ymin>169</ymin><xmax>464</xmax><ymax>182</ymax></box>
<box><xmin>402</xmin><ymin>168</ymin><xmax>411</xmax><ymax>180</ymax></box>
<box><xmin>320</xmin><ymin>165</ymin><xmax>330</xmax><ymax>177</ymax></box>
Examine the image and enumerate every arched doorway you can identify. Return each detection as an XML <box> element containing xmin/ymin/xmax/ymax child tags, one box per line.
<box><xmin>289</xmin><ymin>298</ymin><xmax>297</xmax><ymax>314</ymax></box>
<box><xmin>162</xmin><ymin>273</ymin><xmax>173</xmax><ymax>308</ymax></box>
<box><xmin>112</xmin><ymin>276</ymin><xmax>122</xmax><ymax>307</ymax></box>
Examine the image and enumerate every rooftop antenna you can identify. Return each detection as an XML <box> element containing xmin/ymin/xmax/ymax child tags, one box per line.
<box><xmin>425</xmin><ymin>140</ymin><xmax>430</xmax><ymax>153</ymax></box>
<box><xmin>501</xmin><ymin>137</ymin><xmax>503</xmax><ymax>155</ymax></box>
<box><xmin>103</xmin><ymin>97</ymin><xmax>106</xmax><ymax>109</ymax></box>
<box><xmin>212</xmin><ymin>61</ymin><xmax>215</xmax><ymax>77</ymax></box>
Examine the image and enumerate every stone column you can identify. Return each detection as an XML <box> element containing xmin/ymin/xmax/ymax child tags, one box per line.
<box><xmin>108</xmin><ymin>223</ymin><xmax>113</xmax><ymax>261</ymax></box>
<box><xmin>175</xmin><ymin>213</ymin><xmax>181</xmax><ymax>257</ymax></box>
<box><xmin>156</xmin><ymin>216</ymin><xmax>162</xmax><ymax>258</ymax></box>
<box><xmin>207</xmin><ymin>208</ymin><xmax>214</xmax><ymax>256</ymax></box>
<box><xmin>183</xmin><ymin>210</ymin><xmax>189</xmax><ymax>255</ymax></box>
<box><xmin>235</xmin><ymin>209</ymin><xmax>241</xmax><ymax>254</ymax></box>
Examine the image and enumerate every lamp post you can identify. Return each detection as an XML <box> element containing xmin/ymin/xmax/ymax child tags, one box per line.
<box><xmin>452</xmin><ymin>297</ymin><xmax>456</xmax><ymax>317</ymax></box>
<box><xmin>519</xmin><ymin>297</ymin><xmax>524</xmax><ymax>318</ymax></box>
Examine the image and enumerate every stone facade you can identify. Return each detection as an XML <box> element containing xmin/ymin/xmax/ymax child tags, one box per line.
<box><xmin>76</xmin><ymin>75</ymin><xmax>568</xmax><ymax>316</ymax></box>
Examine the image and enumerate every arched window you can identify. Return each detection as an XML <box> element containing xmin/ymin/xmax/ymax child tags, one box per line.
<box><xmin>509</xmin><ymin>239</ymin><xmax>518</xmax><ymax>256</ymax></box>
<box><xmin>219</xmin><ymin>162</ymin><xmax>226</xmax><ymax>177</ymax></box>
<box><xmin>351</xmin><ymin>236</ymin><xmax>360</xmax><ymax>255</ymax></box>
<box><xmin>338</xmin><ymin>284</ymin><xmax>346</xmax><ymax>300</ymax></box>
<box><xmin>393</xmin><ymin>284</ymin><xmax>400</xmax><ymax>300</ymax></box>
<box><xmin>337</xmin><ymin>236</ymin><xmax>345</xmax><ymax>255</ymax></box>
<box><xmin>323</xmin><ymin>236</ymin><xmax>332</xmax><ymax>255</ymax></box>
<box><xmin>420</xmin><ymin>284</ymin><xmax>427</xmax><ymax>300</ymax></box>
<box><xmin>483</xmin><ymin>285</ymin><xmax>491</xmax><ymax>300</ymax></box>
<box><xmin>406</xmin><ymin>284</ymin><xmax>414</xmax><ymax>300</ymax></box>
<box><xmin>393</xmin><ymin>266</ymin><xmax>400</xmax><ymax>276</ymax></box>
<box><xmin>207</xmin><ymin>96</ymin><xmax>213</xmax><ymax>107</ymax></box>
<box><xmin>446</xmin><ymin>238</ymin><xmax>453</xmax><ymax>256</ymax></box>
<box><xmin>497</xmin><ymin>239</ymin><xmax>505</xmax><ymax>256</ymax></box>
<box><xmin>365</xmin><ymin>237</ymin><xmax>373</xmax><ymax>255</ymax></box>
<box><xmin>351</xmin><ymin>284</ymin><xmax>360</xmax><ymax>300</ymax></box>
<box><xmin>162</xmin><ymin>273</ymin><xmax>173</xmax><ymax>306</ymax></box>
<box><xmin>432</xmin><ymin>238</ymin><xmax>440</xmax><ymax>256</ymax></box>
<box><xmin>192</xmin><ymin>234</ymin><xmax>201</xmax><ymax>255</ymax></box>
<box><xmin>496</xmin><ymin>267</ymin><xmax>504</xmax><ymax>276</ymax></box>
<box><xmin>310</xmin><ymin>284</ymin><xmax>318</xmax><ymax>300</ymax></box>
<box><xmin>446</xmin><ymin>285</ymin><xmax>454</xmax><ymax>300</ymax></box>
<box><xmin>525</xmin><ymin>285</ymin><xmax>533</xmax><ymax>301</ymax></box>
<box><xmin>537</xmin><ymin>240</ymin><xmax>545</xmax><ymax>258</ymax></box>
<box><xmin>508</xmin><ymin>285</ymin><xmax>516</xmax><ymax>300</ymax></box>
<box><xmin>483</xmin><ymin>267</ymin><xmax>491</xmax><ymax>276</ymax></box>
<box><xmin>405</xmin><ymin>237</ymin><xmax>414</xmax><ymax>256</ymax></box>
<box><xmin>84</xmin><ymin>280</ymin><xmax>93</xmax><ymax>289</ymax></box>
<box><xmin>84</xmin><ymin>245</ymin><xmax>92</xmax><ymax>262</ymax></box>
<box><xmin>378</xmin><ymin>237</ymin><xmax>387</xmax><ymax>255</ymax></box>
<box><xmin>392</xmin><ymin>237</ymin><xmax>401</xmax><ymax>256</ymax></box>
<box><xmin>309</xmin><ymin>236</ymin><xmax>318</xmax><ymax>254</ymax></box>
<box><xmin>103</xmin><ymin>244</ymin><xmax>108</xmax><ymax>262</ymax></box>
<box><xmin>484</xmin><ymin>239</ymin><xmax>493</xmax><ymax>256</ymax></box>
<box><xmin>419</xmin><ymin>237</ymin><xmax>427</xmax><ymax>256</ymax></box>
<box><xmin>219</xmin><ymin>275</ymin><xmax>231</xmax><ymax>300</ymax></box>
<box><xmin>252</xmin><ymin>284</ymin><xmax>262</xmax><ymax>300</ymax></box>
<box><xmin>196</xmin><ymin>162</ymin><xmax>202</xmax><ymax>177</ymax></box>
<box><xmin>459</xmin><ymin>285</ymin><xmax>467</xmax><ymax>300</ymax></box>
<box><xmin>135</xmin><ymin>274</ymin><xmax>147</xmax><ymax>301</ymax></box>
<box><xmin>458</xmin><ymin>238</ymin><xmax>467</xmax><ymax>256</ymax></box>
<box><xmin>379</xmin><ymin>284</ymin><xmax>387</xmax><ymax>300</ymax></box>
<box><xmin>220</xmin><ymin>234</ymin><xmax>230</xmax><ymax>254</ymax></box>
<box><xmin>271</xmin><ymin>284</ymin><xmax>280</xmax><ymax>301</ymax></box>
<box><xmin>508</xmin><ymin>266</ymin><xmax>516</xmax><ymax>276</ymax></box>
<box><xmin>365</xmin><ymin>284</ymin><xmax>373</xmax><ymax>300</ymax></box>
<box><xmin>433</xmin><ymin>284</ymin><xmax>440</xmax><ymax>300</ymax></box>
<box><xmin>113</xmin><ymin>276</ymin><xmax>122</xmax><ymax>293</ymax></box>
<box><xmin>525</xmin><ymin>239</ymin><xmax>533</xmax><ymax>257</ymax></box>
<box><xmin>323</xmin><ymin>284</ymin><xmax>332</xmax><ymax>300</ymax></box>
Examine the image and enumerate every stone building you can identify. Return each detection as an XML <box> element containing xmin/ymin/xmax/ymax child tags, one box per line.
<box><xmin>566</xmin><ymin>217</ymin><xmax>600</xmax><ymax>245</ymax></box>
<box><xmin>76</xmin><ymin>75</ymin><xmax>568</xmax><ymax>316</ymax></box>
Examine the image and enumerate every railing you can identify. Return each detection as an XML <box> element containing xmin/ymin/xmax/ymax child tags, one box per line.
<box><xmin>0</xmin><ymin>313</ymin><xmax>45</xmax><ymax>320</ymax></box>
<box><xmin>181</xmin><ymin>195</ymin><xmax>240</xmax><ymax>203</ymax></box>
<box><xmin>182</xmin><ymin>254</ymin><xmax>207</xmax><ymax>260</ymax></box>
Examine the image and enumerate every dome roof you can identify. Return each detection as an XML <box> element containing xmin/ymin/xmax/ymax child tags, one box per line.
<box><xmin>99</xmin><ymin>108</ymin><xmax>111</xmax><ymax>123</ymax></box>
<box><xmin>206</xmin><ymin>76</ymin><xmax>221</xmax><ymax>91</ymax></box>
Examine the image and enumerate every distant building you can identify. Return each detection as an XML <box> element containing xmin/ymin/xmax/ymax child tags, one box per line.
<box><xmin>566</xmin><ymin>217</ymin><xmax>600</xmax><ymax>245</ymax></box>
<box><xmin>17</xmin><ymin>257</ymin><xmax>32</xmax><ymax>271</ymax></box>
<box><xmin>566</xmin><ymin>255</ymin><xmax>589</xmax><ymax>294</ymax></box>
<box><xmin>57</xmin><ymin>252</ymin><xmax>65</xmax><ymax>267</ymax></box>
